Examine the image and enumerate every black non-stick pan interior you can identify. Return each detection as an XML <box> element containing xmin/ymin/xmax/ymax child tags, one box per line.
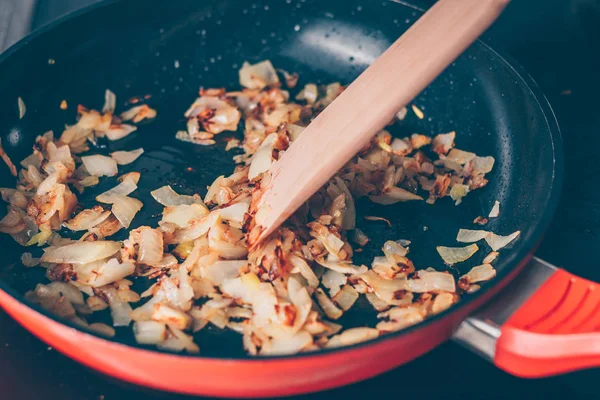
<box><xmin>0</xmin><ymin>0</ymin><xmax>561</xmax><ymax>358</ymax></box>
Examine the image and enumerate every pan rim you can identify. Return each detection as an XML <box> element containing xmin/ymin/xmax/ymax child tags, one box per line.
<box><xmin>0</xmin><ymin>0</ymin><xmax>564</xmax><ymax>362</ymax></box>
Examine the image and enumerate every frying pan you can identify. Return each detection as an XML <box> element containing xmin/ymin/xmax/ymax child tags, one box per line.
<box><xmin>0</xmin><ymin>0</ymin><xmax>596</xmax><ymax>397</ymax></box>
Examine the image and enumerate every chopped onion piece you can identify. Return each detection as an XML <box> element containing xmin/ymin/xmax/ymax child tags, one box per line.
<box><xmin>96</xmin><ymin>179</ymin><xmax>137</xmax><ymax>203</ymax></box>
<box><xmin>103</xmin><ymin>89</ymin><xmax>116</xmax><ymax>114</ymax></box>
<box><xmin>407</xmin><ymin>270</ymin><xmax>456</xmax><ymax>293</ymax></box>
<box><xmin>482</xmin><ymin>251</ymin><xmax>499</xmax><ymax>264</ymax></box>
<box><xmin>471</xmin><ymin>156</ymin><xmax>495</xmax><ymax>174</ymax></box>
<box><xmin>138</xmin><ymin>228</ymin><xmax>164</xmax><ymax>265</ymax></box>
<box><xmin>338</xmin><ymin>327</ymin><xmax>378</xmax><ymax>346</ymax></box>
<box><xmin>110</xmin><ymin>148</ymin><xmax>144</xmax><ymax>165</ymax></box>
<box><xmin>315</xmin><ymin>288</ymin><xmax>343</xmax><ymax>320</ymax></box>
<box><xmin>296</xmin><ymin>83</ymin><xmax>318</xmax><ymax>104</ymax></box>
<box><xmin>446</xmin><ymin>149</ymin><xmax>475</xmax><ymax>164</ymax></box>
<box><xmin>332</xmin><ymin>285</ymin><xmax>358</xmax><ymax>311</ymax></box>
<box><xmin>456</xmin><ymin>229</ymin><xmax>490</xmax><ymax>243</ymax></box>
<box><xmin>21</xmin><ymin>252</ymin><xmax>40</xmax><ymax>267</ymax></box>
<box><xmin>151</xmin><ymin>185</ymin><xmax>204</xmax><ymax>207</ymax></box>
<box><xmin>369</xmin><ymin>186</ymin><xmax>423</xmax><ymax>204</ymax></box>
<box><xmin>485</xmin><ymin>230</ymin><xmax>520</xmax><ymax>251</ymax></box>
<box><xmin>41</xmin><ymin>241</ymin><xmax>121</xmax><ymax>264</ymax></box>
<box><xmin>239</xmin><ymin>60</ymin><xmax>279</xmax><ymax>89</ymax></box>
<box><xmin>64</xmin><ymin>206</ymin><xmax>110</xmax><ymax>231</ymax></box>
<box><xmin>432</xmin><ymin>131</ymin><xmax>455</xmax><ymax>155</ymax></box>
<box><xmin>103</xmin><ymin>287</ymin><xmax>132</xmax><ymax>327</ymax></box>
<box><xmin>18</xmin><ymin>97</ymin><xmax>26</xmax><ymax>119</ymax></box>
<box><xmin>461</xmin><ymin>264</ymin><xmax>496</xmax><ymax>283</ymax></box>
<box><xmin>77</xmin><ymin>258</ymin><xmax>135</xmax><ymax>287</ymax></box>
<box><xmin>162</xmin><ymin>204</ymin><xmax>209</xmax><ymax>228</ymax></box>
<box><xmin>261</xmin><ymin>331</ymin><xmax>313</xmax><ymax>356</ymax></box>
<box><xmin>322</xmin><ymin>269</ymin><xmax>347</xmax><ymax>297</ymax></box>
<box><xmin>488</xmin><ymin>200</ymin><xmax>500</xmax><ymax>218</ymax></box>
<box><xmin>436</xmin><ymin>244</ymin><xmax>479</xmax><ymax>265</ymax></box>
<box><xmin>431</xmin><ymin>292</ymin><xmax>456</xmax><ymax>314</ymax></box>
<box><xmin>248</xmin><ymin>132</ymin><xmax>277</xmax><ymax>180</ymax></box>
<box><xmin>288</xmin><ymin>255</ymin><xmax>319</xmax><ymax>288</ymax></box>
<box><xmin>218</xmin><ymin>201</ymin><xmax>249</xmax><ymax>225</ymax></box>
<box><xmin>111</xmin><ymin>195</ymin><xmax>143</xmax><ymax>228</ymax></box>
<box><xmin>82</xmin><ymin>155</ymin><xmax>118</xmax><ymax>177</ymax></box>
<box><xmin>287</xmin><ymin>275</ymin><xmax>312</xmax><ymax>332</ymax></box>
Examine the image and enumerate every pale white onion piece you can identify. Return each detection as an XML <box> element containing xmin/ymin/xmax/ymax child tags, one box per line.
<box><xmin>119</xmin><ymin>171</ymin><xmax>140</xmax><ymax>184</ymax></box>
<box><xmin>483</xmin><ymin>251</ymin><xmax>499</xmax><ymax>264</ymax></box>
<box><xmin>369</xmin><ymin>186</ymin><xmax>423</xmax><ymax>205</ymax></box>
<box><xmin>315</xmin><ymin>288</ymin><xmax>343</xmax><ymax>320</ymax></box>
<box><xmin>77</xmin><ymin>258</ymin><xmax>135</xmax><ymax>287</ymax></box>
<box><xmin>446</xmin><ymin>149</ymin><xmax>475</xmax><ymax>164</ymax></box>
<box><xmin>103</xmin><ymin>89</ymin><xmax>116</xmax><ymax>114</ymax></box>
<box><xmin>431</xmin><ymin>292</ymin><xmax>456</xmax><ymax>314</ymax></box>
<box><xmin>103</xmin><ymin>124</ymin><xmax>137</xmax><ymax>141</ymax></box>
<box><xmin>96</xmin><ymin>178</ymin><xmax>137</xmax><ymax>203</ymax></box>
<box><xmin>151</xmin><ymin>185</ymin><xmax>205</xmax><ymax>207</ymax></box>
<box><xmin>456</xmin><ymin>229</ymin><xmax>490</xmax><ymax>243</ymax></box>
<box><xmin>352</xmin><ymin>228</ymin><xmax>369</xmax><ymax>246</ymax></box>
<box><xmin>488</xmin><ymin>200</ymin><xmax>500</xmax><ymax>218</ymax></box>
<box><xmin>18</xmin><ymin>97</ymin><xmax>26</xmax><ymax>119</ymax></box>
<box><xmin>103</xmin><ymin>287</ymin><xmax>133</xmax><ymax>327</ymax></box>
<box><xmin>316</xmin><ymin>259</ymin><xmax>368</xmax><ymax>275</ymax></box>
<box><xmin>260</xmin><ymin>331</ymin><xmax>312</xmax><ymax>356</ymax></box>
<box><xmin>248</xmin><ymin>132</ymin><xmax>278</xmax><ymax>180</ymax></box>
<box><xmin>82</xmin><ymin>155</ymin><xmax>118</xmax><ymax>177</ymax></box>
<box><xmin>21</xmin><ymin>252</ymin><xmax>40</xmax><ymax>267</ymax></box>
<box><xmin>287</xmin><ymin>275</ymin><xmax>312</xmax><ymax>332</ymax></box>
<box><xmin>239</xmin><ymin>60</ymin><xmax>280</xmax><ymax>89</ymax></box>
<box><xmin>485</xmin><ymin>231</ymin><xmax>520</xmax><ymax>251</ymax></box>
<box><xmin>321</xmin><ymin>269</ymin><xmax>347</xmax><ymax>297</ymax></box>
<box><xmin>138</xmin><ymin>228</ymin><xmax>164</xmax><ymax>265</ymax></box>
<box><xmin>436</xmin><ymin>244</ymin><xmax>479</xmax><ymax>265</ymax></box>
<box><xmin>338</xmin><ymin>327</ymin><xmax>379</xmax><ymax>346</ymax></box>
<box><xmin>64</xmin><ymin>207</ymin><xmax>111</xmax><ymax>231</ymax></box>
<box><xmin>396</xmin><ymin>107</ymin><xmax>408</xmax><ymax>120</ymax></box>
<box><xmin>110</xmin><ymin>148</ymin><xmax>144</xmax><ymax>165</ymax></box>
<box><xmin>217</xmin><ymin>201</ymin><xmax>249</xmax><ymax>225</ymax></box>
<box><xmin>288</xmin><ymin>255</ymin><xmax>319</xmax><ymax>288</ymax></box>
<box><xmin>461</xmin><ymin>264</ymin><xmax>496</xmax><ymax>283</ymax></box>
<box><xmin>332</xmin><ymin>285</ymin><xmax>359</xmax><ymax>311</ymax></box>
<box><xmin>133</xmin><ymin>321</ymin><xmax>168</xmax><ymax>344</ymax></box>
<box><xmin>287</xmin><ymin>123</ymin><xmax>305</xmax><ymax>141</ymax></box>
<box><xmin>152</xmin><ymin>303</ymin><xmax>191</xmax><ymax>330</ymax></box>
<box><xmin>203</xmin><ymin>260</ymin><xmax>247</xmax><ymax>285</ymax></box>
<box><xmin>407</xmin><ymin>270</ymin><xmax>456</xmax><ymax>293</ymax></box>
<box><xmin>41</xmin><ymin>241</ymin><xmax>121</xmax><ymax>264</ymax></box>
<box><xmin>432</xmin><ymin>131</ymin><xmax>455</xmax><ymax>154</ymax></box>
<box><xmin>471</xmin><ymin>156</ymin><xmax>495</xmax><ymax>174</ymax></box>
<box><xmin>111</xmin><ymin>195</ymin><xmax>143</xmax><ymax>228</ymax></box>
<box><xmin>158</xmin><ymin>326</ymin><xmax>199</xmax><ymax>353</ymax></box>
<box><xmin>295</xmin><ymin>83</ymin><xmax>318</xmax><ymax>104</ymax></box>
<box><xmin>88</xmin><ymin>323</ymin><xmax>116</xmax><ymax>338</ymax></box>
<box><xmin>162</xmin><ymin>204</ymin><xmax>209</xmax><ymax>228</ymax></box>
<box><xmin>334</xmin><ymin>177</ymin><xmax>356</xmax><ymax>230</ymax></box>
<box><xmin>169</xmin><ymin>212</ymin><xmax>220</xmax><ymax>244</ymax></box>
<box><xmin>365</xmin><ymin>292</ymin><xmax>390</xmax><ymax>312</ymax></box>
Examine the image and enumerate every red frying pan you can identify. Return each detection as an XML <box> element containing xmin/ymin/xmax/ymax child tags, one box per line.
<box><xmin>0</xmin><ymin>0</ymin><xmax>597</xmax><ymax>397</ymax></box>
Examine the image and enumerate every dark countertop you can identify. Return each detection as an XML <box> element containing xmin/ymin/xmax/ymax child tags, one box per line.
<box><xmin>1</xmin><ymin>0</ymin><xmax>600</xmax><ymax>399</ymax></box>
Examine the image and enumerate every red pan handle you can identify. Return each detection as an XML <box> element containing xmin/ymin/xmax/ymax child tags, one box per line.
<box><xmin>453</xmin><ymin>257</ymin><xmax>600</xmax><ymax>377</ymax></box>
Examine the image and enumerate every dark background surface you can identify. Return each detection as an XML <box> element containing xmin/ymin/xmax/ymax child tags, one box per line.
<box><xmin>1</xmin><ymin>0</ymin><xmax>600</xmax><ymax>399</ymax></box>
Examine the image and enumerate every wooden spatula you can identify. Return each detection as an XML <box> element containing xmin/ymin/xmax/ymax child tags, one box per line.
<box><xmin>254</xmin><ymin>0</ymin><xmax>509</xmax><ymax>244</ymax></box>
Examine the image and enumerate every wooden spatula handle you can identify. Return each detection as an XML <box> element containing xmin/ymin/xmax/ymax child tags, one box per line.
<box><xmin>256</xmin><ymin>0</ymin><xmax>509</xmax><ymax>242</ymax></box>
